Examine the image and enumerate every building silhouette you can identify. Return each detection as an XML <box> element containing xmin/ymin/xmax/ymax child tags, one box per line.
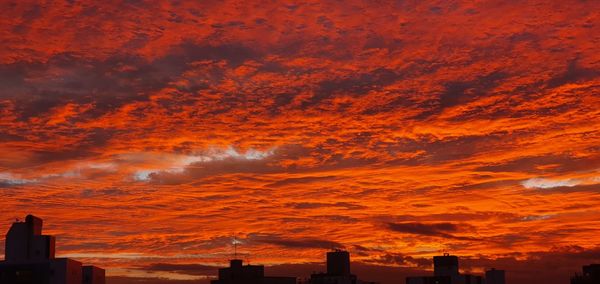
<box><xmin>433</xmin><ymin>254</ymin><xmax>459</xmax><ymax>278</ymax></box>
<box><xmin>571</xmin><ymin>264</ymin><xmax>600</xmax><ymax>284</ymax></box>
<box><xmin>309</xmin><ymin>250</ymin><xmax>357</xmax><ymax>284</ymax></box>
<box><xmin>307</xmin><ymin>250</ymin><xmax>377</xmax><ymax>284</ymax></box>
<box><xmin>210</xmin><ymin>259</ymin><xmax>296</xmax><ymax>284</ymax></box>
<box><xmin>405</xmin><ymin>276</ymin><xmax>450</xmax><ymax>284</ymax></box>
<box><xmin>406</xmin><ymin>254</ymin><xmax>486</xmax><ymax>284</ymax></box>
<box><xmin>0</xmin><ymin>215</ymin><xmax>105</xmax><ymax>284</ymax></box>
<box><xmin>485</xmin><ymin>268</ymin><xmax>505</xmax><ymax>284</ymax></box>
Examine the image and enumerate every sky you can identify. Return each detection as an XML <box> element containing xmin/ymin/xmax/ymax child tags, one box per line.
<box><xmin>0</xmin><ymin>1</ymin><xmax>599</xmax><ymax>283</ymax></box>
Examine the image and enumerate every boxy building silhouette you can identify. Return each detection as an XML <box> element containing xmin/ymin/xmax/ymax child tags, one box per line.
<box><xmin>307</xmin><ymin>250</ymin><xmax>377</xmax><ymax>284</ymax></box>
<box><xmin>485</xmin><ymin>268</ymin><xmax>505</xmax><ymax>284</ymax></box>
<box><xmin>210</xmin><ymin>259</ymin><xmax>296</xmax><ymax>284</ymax></box>
<box><xmin>0</xmin><ymin>215</ymin><xmax>105</xmax><ymax>284</ymax></box>
<box><xmin>571</xmin><ymin>264</ymin><xmax>600</xmax><ymax>284</ymax></box>
<box><xmin>309</xmin><ymin>250</ymin><xmax>357</xmax><ymax>284</ymax></box>
<box><xmin>406</xmin><ymin>254</ymin><xmax>501</xmax><ymax>284</ymax></box>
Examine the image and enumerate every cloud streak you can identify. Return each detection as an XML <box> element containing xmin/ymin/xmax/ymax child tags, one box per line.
<box><xmin>521</xmin><ymin>176</ymin><xmax>600</xmax><ymax>189</ymax></box>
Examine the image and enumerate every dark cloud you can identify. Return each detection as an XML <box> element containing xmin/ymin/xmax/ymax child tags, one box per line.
<box><xmin>364</xmin><ymin>252</ymin><xmax>432</xmax><ymax>268</ymax></box>
<box><xmin>0</xmin><ymin>132</ymin><xmax>26</xmax><ymax>142</ymax></box>
<box><xmin>268</xmin><ymin>176</ymin><xmax>339</xmax><ymax>187</ymax></box>
<box><xmin>382</xmin><ymin>134</ymin><xmax>509</xmax><ymax>166</ymax></box>
<box><xmin>388</xmin><ymin>222</ymin><xmax>477</xmax><ymax>241</ymax></box>
<box><xmin>0</xmin><ymin>181</ymin><xmax>19</xmax><ymax>188</ymax></box>
<box><xmin>414</xmin><ymin>71</ymin><xmax>508</xmax><ymax>119</ymax></box>
<box><xmin>388</xmin><ymin>222</ymin><xmax>457</xmax><ymax>234</ymax></box>
<box><xmin>0</xmin><ymin>128</ymin><xmax>119</xmax><ymax>168</ymax></box>
<box><xmin>547</xmin><ymin>59</ymin><xmax>599</xmax><ymax>88</ymax></box>
<box><xmin>303</xmin><ymin>68</ymin><xmax>400</xmax><ymax>108</ymax></box>
<box><xmin>485</xmin><ymin>233</ymin><xmax>531</xmax><ymax>247</ymax></box>
<box><xmin>253</xmin><ymin>235</ymin><xmax>344</xmax><ymax>250</ymax></box>
<box><xmin>1</xmin><ymin>42</ymin><xmax>259</xmax><ymax>120</ymax></box>
<box><xmin>142</xmin><ymin>263</ymin><xmax>217</xmax><ymax>276</ymax></box>
<box><xmin>476</xmin><ymin>154</ymin><xmax>600</xmax><ymax>174</ymax></box>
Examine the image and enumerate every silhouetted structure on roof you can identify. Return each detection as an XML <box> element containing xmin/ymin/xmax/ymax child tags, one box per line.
<box><xmin>210</xmin><ymin>259</ymin><xmax>296</xmax><ymax>284</ymax></box>
<box><xmin>0</xmin><ymin>215</ymin><xmax>105</xmax><ymax>284</ymax></box>
<box><xmin>571</xmin><ymin>264</ymin><xmax>600</xmax><ymax>284</ymax></box>
<box><xmin>308</xmin><ymin>250</ymin><xmax>377</xmax><ymax>284</ymax></box>
<box><xmin>406</xmin><ymin>254</ymin><xmax>485</xmax><ymax>284</ymax></box>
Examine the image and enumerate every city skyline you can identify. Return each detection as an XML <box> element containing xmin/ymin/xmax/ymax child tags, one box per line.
<box><xmin>0</xmin><ymin>214</ymin><xmax>596</xmax><ymax>283</ymax></box>
<box><xmin>1</xmin><ymin>216</ymin><xmax>596</xmax><ymax>284</ymax></box>
<box><xmin>1</xmin><ymin>1</ymin><xmax>599</xmax><ymax>284</ymax></box>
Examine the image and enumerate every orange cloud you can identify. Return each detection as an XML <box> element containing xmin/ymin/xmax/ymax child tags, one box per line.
<box><xmin>0</xmin><ymin>1</ymin><xmax>599</xmax><ymax>284</ymax></box>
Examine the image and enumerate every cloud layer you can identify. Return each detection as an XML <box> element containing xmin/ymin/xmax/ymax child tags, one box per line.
<box><xmin>0</xmin><ymin>1</ymin><xmax>599</xmax><ymax>284</ymax></box>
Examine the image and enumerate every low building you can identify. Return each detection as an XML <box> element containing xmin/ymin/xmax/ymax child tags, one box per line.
<box><xmin>211</xmin><ymin>259</ymin><xmax>296</xmax><ymax>284</ymax></box>
<box><xmin>83</xmin><ymin>265</ymin><xmax>106</xmax><ymax>284</ymax></box>
<box><xmin>0</xmin><ymin>215</ymin><xmax>105</xmax><ymax>284</ymax></box>
<box><xmin>485</xmin><ymin>268</ymin><xmax>505</xmax><ymax>284</ymax></box>
<box><xmin>571</xmin><ymin>264</ymin><xmax>600</xmax><ymax>284</ymax></box>
<box><xmin>406</xmin><ymin>254</ymin><xmax>483</xmax><ymax>284</ymax></box>
<box><xmin>406</xmin><ymin>276</ymin><xmax>451</xmax><ymax>284</ymax></box>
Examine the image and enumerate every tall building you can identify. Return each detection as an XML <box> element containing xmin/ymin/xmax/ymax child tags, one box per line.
<box><xmin>485</xmin><ymin>268</ymin><xmax>505</xmax><ymax>284</ymax></box>
<box><xmin>327</xmin><ymin>250</ymin><xmax>351</xmax><ymax>276</ymax></box>
<box><xmin>308</xmin><ymin>250</ymin><xmax>377</xmax><ymax>284</ymax></box>
<box><xmin>571</xmin><ymin>264</ymin><xmax>600</xmax><ymax>284</ymax></box>
<box><xmin>5</xmin><ymin>215</ymin><xmax>55</xmax><ymax>262</ymax></box>
<box><xmin>0</xmin><ymin>215</ymin><xmax>105</xmax><ymax>284</ymax></box>
<box><xmin>210</xmin><ymin>259</ymin><xmax>296</xmax><ymax>284</ymax></box>
<box><xmin>309</xmin><ymin>250</ymin><xmax>357</xmax><ymax>284</ymax></box>
<box><xmin>433</xmin><ymin>254</ymin><xmax>459</xmax><ymax>277</ymax></box>
<box><xmin>406</xmin><ymin>254</ymin><xmax>483</xmax><ymax>284</ymax></box>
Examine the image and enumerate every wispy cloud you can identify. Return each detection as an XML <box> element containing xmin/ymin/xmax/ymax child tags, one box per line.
<box><xmin>131</xmin><ymin>146</ymin><xmax>275</xmax><ymax>181</ymax></box>
<box><xmin>521</xmin><ymin>176</ymin><xmax>600</xmax><ymax>189</ymax></box>
<box><xmin>0</xmin><ymin>172</ymin><xmax>36</xmax><ymax>185</ymax></box>
<box><xmin>0</xmin><ymin>162</ymin><xmax>118</xmax><ymax>185</ymax></box>
<box><xmin>521</xmin><ymin>178</ymin><xmax>580</xmax><ymax>189</ymax></box>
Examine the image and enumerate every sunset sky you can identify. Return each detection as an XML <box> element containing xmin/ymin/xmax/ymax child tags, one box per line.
<box><xmin>0</xmin><ymin>1</ymin><xmax>599</xmax><ymax>283</ymax></box>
